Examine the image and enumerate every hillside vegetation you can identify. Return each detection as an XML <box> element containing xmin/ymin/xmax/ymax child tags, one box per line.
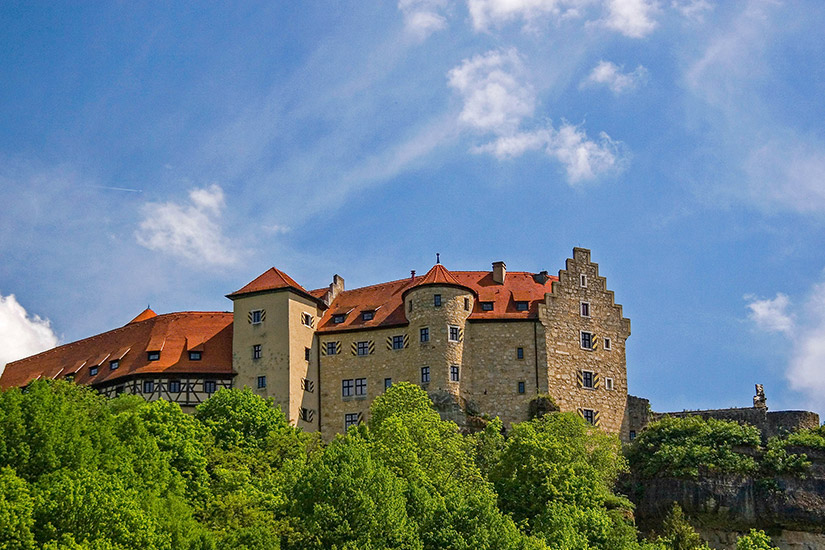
<box><xmin>0</xmin><ymin>381</ymin><xmax>787</xmax><ymax>550</ymax></box>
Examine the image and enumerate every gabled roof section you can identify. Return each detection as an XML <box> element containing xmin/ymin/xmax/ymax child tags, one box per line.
<box><xmin>408</xmin><ymin>264</ymin><xmax>463</xmax><ymax>288</ymax></box>
<box><xmin>0</xmin><ymin>312</ymin><xmax>234</xmax><ymax>390</ymax></box>
<box><xmin>127</xmin><ymin>308</ymin><xmax>157</xmax><ymax>324</ymax></box>
<box><xmin>227</xmin><ymin>268</ymin><xmax>327</xmax><ymax>308</ymax></box>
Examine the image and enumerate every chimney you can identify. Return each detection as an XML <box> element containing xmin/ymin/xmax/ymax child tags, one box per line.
<box><xmin>325</xmin><ymin>274</ymin><xmax>345</xmax><ymax>305</ymax></box>
<box><xmin>534</xmin><ymin>270</ymin><xmax>549</xmax><ymax>284</ymax></box>
<box><xmin>492</xmin><ymin>261</ymin><xmax>506</xmax><ymax>284</ymax></box>
<box><xmin>411</xmin><ymin>270</ymin><xmax>416</xmax><ymax>280</ymax></box>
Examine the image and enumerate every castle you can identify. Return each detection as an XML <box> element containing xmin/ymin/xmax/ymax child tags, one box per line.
<box><xmin>0</xmin><ymin>247</ymin><xmax>634</xmax><ymax>440</ymax></box>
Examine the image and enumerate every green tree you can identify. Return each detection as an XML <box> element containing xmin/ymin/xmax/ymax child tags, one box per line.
<box><xmin>736</xmin><ymin>529</ymin><xmax>779</xmax><ymax>550</ymax></box>
<box><xmin>0</xmin><ymin>466</ymin><xmax>35</xmax><ymax>550</ymax></box>
<box><xmin>653</xmin><ymin>504</ymin><xmax>709</xmax><ymax>550</ymax></box>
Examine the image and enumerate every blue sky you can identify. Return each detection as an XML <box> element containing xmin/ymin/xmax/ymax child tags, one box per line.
<box><xmin>2</xmin><ymin>1</ymin><xmax>825</xmax><ymax>417</ymax></box>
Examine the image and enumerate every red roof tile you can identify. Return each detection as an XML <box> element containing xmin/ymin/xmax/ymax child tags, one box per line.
<box><xmin>0</xmin><ymin>311</ymin><xmax>234</xmax><ymax>390</ymax></box>
<box><xmin>407</xmin><ymin>264</ymin><xmax>466</xmax><ymax>290</ymax></box>
<box><xmin>128</xmin><ymin>308</ymin><xmax>157</xmax><ymax>324</ymax></box>
<box><xmin>227</xmin><ymin>268</ymin><xmax>310</xmax><ymax>297</ymax></box>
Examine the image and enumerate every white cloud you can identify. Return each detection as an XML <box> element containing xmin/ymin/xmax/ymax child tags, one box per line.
<box><xmin>398</xmin><ymin>0</ymin><xmax>449</xmax><ymax>39</ymax></box>
<box><xmin>672</xmin><ymin>0</ymin><xmax>713</xmax><ymax>21</ymax></box>
<box><xmin>135</xmin><ymin>184</ymin><xmax>241</xmax><ymax>267</ymax></box>
<box><xmin>745</xmin><ymin>293</ymin><xmax>794</xmax><ymax>334</ymax></box>
<box><xmin>581</xmin><ymin>60</ymin><xmax>648</xmax><ymax>93</ymax></box>
<box><xmin>0</xmin><ymin>294</ymin><xmax>59</xmax><ymax>375</ymax></box>
<box><xmin>447</xmin><ymin>49</ymin><xmax>535</xmax><ymax>134</ymax></box>
<box><xmin>602</xmin><ymin>0</ymin><xmax>659</xmax><ymax>38</ymax></box>
<box><xmin>467</xmin><ymin>0</ymin><xmax>592</xmax><ymax>31</ymax></box>
<box><xmin>744</xmin><ymin>139</ymin><xmax>825</xmax><ymax>214</ymax></box>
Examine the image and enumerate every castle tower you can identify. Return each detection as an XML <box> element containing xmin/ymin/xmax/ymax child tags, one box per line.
<box><xmin>226</xmin><ymin>268</ymin><xmax>325</xmax><ymax>430</ymax></box>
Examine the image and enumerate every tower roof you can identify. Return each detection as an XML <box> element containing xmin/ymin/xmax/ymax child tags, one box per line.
<box><xmin>227</xmin><ymin>267</ymin><xmax>310</xmax><ymax>299</ymax></box>
<box><xmin>127</xmin><ymin>307</ymin><xmax>157</xmax><ymax>325</ymax></box>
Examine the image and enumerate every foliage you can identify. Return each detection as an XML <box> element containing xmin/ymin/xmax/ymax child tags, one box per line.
<box><xmin>784</xmin><ymin>424</ymin><xmax>825</xmax><ymax>450</ymax></box>
<box><xmin>761</xmin><ymin>437</ymin><xmax>809</xmax><ymax>475</ymax></box>
<box><xmin>651</xmin><ymin>504</ymin><xmax>710</xmax><ymax>550</ymax></box>
<box><xmin>0</xmin><ymin>466</ymin><xmax>35</xmax><ymax>550</ymax></box>
<box><xmin>626</xmin><ymin>416</ymin><xmax>761</xmax><ymax>479</ymax></box>
<box><xmin>735</xmin><ymin>529</ymin><xmax>779</xmax><ymax>550</ymax></box>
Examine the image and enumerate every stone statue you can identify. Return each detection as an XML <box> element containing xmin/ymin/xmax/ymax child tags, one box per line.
<box><xmin>754</xmin><ymin>384</ymin><xmax>767</xmax><ymax>409</ymax></box>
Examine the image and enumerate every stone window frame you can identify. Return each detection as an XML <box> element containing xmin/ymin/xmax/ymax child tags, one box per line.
<box><xmin>464</xmin><ymin>297</ymin><xmax>470</xmax><ymax>311</ymax></box>
<box><xmin>301</xmin><ymin>312</ymin><xmax>314</xmax><ymax>328</ymax></box>
<box><xmin>342</xmin><ymin>378</ymin><xmax>354</xmax><ymax>397</ymax></box>
<box><xmin>580</xmin><ymin>274</ymin><xmax>588</xmax><ymax>287</ymax></box>
<box><xmin>581</xmin><ymin>369</ymin><xmax>595</xmax><ymax>389</ymax></box>
<box><xmin>420</xmin><ymin>327</ymin><xmax>429</xmax><ymax>343</ymax></box>
<box><xmin>253</xmin><ymin>344</ymin><xmax>262</xmax><ymax>360</ymax></box>
<box><xmin>257</xmin><ymin>375</ymin><xmax>267</xmax><ymax>389</ymax></box>
<box><xmin>582</xmin><ymin>408</ymin><xmax>596</xmax><ymax>425</ymax></box>
<box><xmin>516</xmin><ymin>347</ymin><xmax>524</xmax><ymax>360</ymax></box>
<box><xmin>450</xmin><ymin>365</ymin><xmax>460</xmax><ymax>382</ymax></box>
<box><xmin>344</xmin><ymin>413</ymin><xmax>360</xmax><ymax>430</ymax></box>
<box><xmin>421</xmin><ymin>366</ymin><xmax>430</xmax><ymax>383</ymax></box>
<box><xmin>580</xmin><ymin>301</ymin><xmax>591</xmax><ymax>317</ymax></box>
<box><xmin>384</xmin><ymin>378</ymin><xmax>392</xmax><ymax>391</ymax></box>
<box><xmin>326</xmin><ymin>341</ymin><xmax>338</xmax><ymax>355</ymax></box>
<box><xmin>517</xmin><ymin>381</ymin><xmax>525</xmax><ymax>394</ymax></box>
<box><xmin>448</xmin><ymin>325</ymin><xmax>460</xmax><ymax>342</ymax></box>
<box><xmin>355</xmin><ymin>377</ymin><xmax>367</xmax><ymax>396</ymax></box>
<box><xmin>434</xmin><ymin>294</ymin><xmax>442</xmax><ymax>307</ymax></box>
<box><xmin>392</xmin><ymin>335</ymin><xmax>405</xmax><ymax>350</ymax></box>
<box><xmin>356</xmin><ymin>341</ymin><xmax>370</xmax><ymax>356</ymax></box>
<box><xmin>580</xmin><ymin>330</ymin><xmax>594</xmax><ymax>350</ymax></box>
<box><xmin>301</xmin><ymin>378</ymin><xmax>314</xmax><ymax>392</ymax></box>
<box><xmin>604</xmin><ymin>337</ymin><xmax>612</xmax><ymax>350</ymax></box>
<box><xmin>605</xmin><ymin>377</ymin><xmax>614</xmax><ymax>391</ymax></box>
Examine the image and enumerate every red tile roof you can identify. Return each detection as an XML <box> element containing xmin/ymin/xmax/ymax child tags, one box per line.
<box><xmin>128</xmin><ymin>307</ymin><xmax>157</xmax><ymax>324</ymax></box>
<box><xmin>227</xmin><ymin>267</ymin><xmax>326</xmax><ymax>307</ymax></box>
<box><xmin>0</xmin><ymin>311</ymin><xmax>234</xmax><ymax>390</ymax></box>
<box><xmin>317</xmin><ymin>264</ymin><xmax>557</xmax><ymax>332</ymax></box>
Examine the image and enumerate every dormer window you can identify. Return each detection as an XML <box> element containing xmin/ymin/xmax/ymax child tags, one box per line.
<box><xmin>147</xmin><ymin>351</ymin><xmax>160</xmax><ymax>361</ymax></box>
<box><xmin>515</xmin><ymin>301</ymin><xmax>528</xmax><ymax>311</ymax></box>
<box><xmin>89</xmin><ymin>365</ymin><xmax>98</xmax><ymax>376</ymax></box>
<box><xmin>189</xmin><ymin>351</ymin><xmax>202</xmax><ymax>361</ymax></box>
<box><xmin>109</xmin><ymin>360</ymin><xmax>119</xmax><ymax>370</ymax></box>
<box><xmin>362</xmin><ymin>311</ymin><xmax>374</xmax><ymax>321</ymax></box>
<box><xmin>481</xmin><ymin>302</ymin><xmax>494</xmax><ymax>311</ymax></box>
<box><xmin>333</xmin><ymin>314</ymin><xmax>346</xmax><ymax>324</ymax></box>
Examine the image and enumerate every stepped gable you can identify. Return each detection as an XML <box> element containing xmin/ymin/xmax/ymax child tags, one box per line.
<box><xmin>0</xmin><ymin>311</ymin><xmax>234</xmax><ymax>390</ymax></box>
<box><xmin>317</xmin><ymin>264</ymin><xmax>559</xmax><ymax>332</ymax></box>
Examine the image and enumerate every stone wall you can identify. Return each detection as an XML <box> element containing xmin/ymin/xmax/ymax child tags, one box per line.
<box><xmin>652</xmin><ymin>408</ymin><xmax>820</xmax><ymax>442</ymax></box>
<box><xmin>622</xmin><ymin>395</ymin><xmax>651</xmax><ymax>440</ymax></box>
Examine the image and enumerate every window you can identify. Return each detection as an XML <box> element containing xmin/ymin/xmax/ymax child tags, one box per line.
<box><xmin>345</xmin><ymin>413</ymin><xmax>360</xmax><ymax>430</ymax></box>
<box><xmin>342</xmin><ymin>379</ymin><xmax>354</xmax><ymax>397</ymax></box>
<box><xmin>301</xmin><ymin>312</ymin><xmax>314</xmax><ymax>327</ymax></box>
<box><xmin>355</xmin><ymin>377</ymin><xmax>367</xmax><ymax>396</ymax></box>
<box><xmin>109</xmin><ymin>360</ymin><xmax>119</xmax><ymax>370</ymax></box>
<box><xmin>516</xmin><ymin>347</ymin><xmax>524</xmax><ymax>360</ymax></box>
<box><xmin>189</xmin><ymin>351</ymin><xmax>202</xmax><ymax>361</ymax></box>
<box><xmin>362</xmin><ymin>310</ymin><xmax>374</xmax><ymax>321</ymax></box>
<box><xmin>301</xmin><ymin>378</ymin><xmax>315</xmax><ymax>392</ymax></box>
<box><xmin>253</xmin><ymin>344</ymin><xmax>262</xmax><ymax>359</ymax></box>
<box><xmin>604</xmin><ymin>337</ymin><xmax>612</xmax><ymax>350</ymax></box>
<box><xmin>204</xmin><ymin>380</ymin><xmax>217</xmax><ymax>394</ymax></box>
<box><xmin>89</xmin><ymin>365</ymin><xmax>99</xmax><ymax>376</ymax></box>
<box><xmin>629</xmin><ymin>430</ymin><xmax>636</xmax><ymax>441</ymax></box>
<box><xmin>450</xmin><ymin>365</ymin><xmax>460</xmax><ymax>382</ymax></box>
<box><xmin>300</xmin><ymin>408</ymin><xmax>314</xmax><ymax>422</ymax></box>
<box><xmin>356</xmin><ymin>341</ymin><xmax>370</xmax><ymax>356</ymax></box>
<box><xmin>326</xmin><ymin>341</ymin><xmax>338</xmax><ymax>355</ymax></box>
<box><xmin>518</xmin><ymin>381</ymin><xmax>526</xmax><ymax>394</ymax></box>
<box><xmin>582</xmin><ymin>409</ymin><xmax>596</xmax><ymax>425</ymax></box>
<box><xmin>384</xmin><ymin>378</ymin><xmax>392</xmax><ymax>391</ymax></box>
<box><xmin>582</xmin><ymin>370</ymin><xmax>594</xmax><ymax>389</ymax></box>
<box><xmin>143</xmin><ymin>380</ymin><xmax>154</xmax><ymax>393</ymax></box>
<box><xmin>434</xmin><ymin>294</ymin><xmax>441</xmax><ymax>307</ymax></box>
<box><xmin>580</xmin><ymin>274</ymin><xmax>587</xmax><ymax>287</ymax></box>
<box><xmin>333</xmin><ymin>314</ymin><xmax>346</xmax><ymax>324</ymax></box>
<box><xmin>448</xmin><ymin>325</ymin><xmax>460</xmax><ymax>342</ymax></box>
<box><xmin>168</xmin><ymin>380</ymin><xmax>181</xmax><ymax>393</ymax></box>
<box><xmin>147</xmin><ymin>351</ymin><xmax>160</xmax><ymax>361</ymax></box>
<box><xmin>464</xmin><ymin>297</ymin><xmax>470</xmax><ymax>311</ymax></box>
<box><xmin>251</xmin><ymin>309</ymin><xmax>263</xmax><ymax>324</ymax></box>
<box><xmin>421</xmin><ymin>366</ymin><xmax>430</xmax><ymax>383</ymax></box>
<box><xmin>420</xmin><ymin>327</ymin><xmax>429</xmax><ymax>342</ymax></box>
<box><xmin>605</xmin><ymin>377</ymin><xmax>614</xmax><ymax>391</ymax></box>
<box><xmin>392</xmin><ymin>335</ymin><xmax>404</xmax><ymax>350</ymax></box>
<box><xmin>515</xmin><ymin>301</ymin><xmax>529</xmax><ymax>311</ymax></box>
<box><xmin>580</xmin><ymin>302</ymin><xmax>590</xmax><ymax>317</ymax></box>
<box><xmin>481</xmin><ymin>301</ymin><xmax>494</xmax><ymax>311</ymax></box>
<box><xmin>257</xmin><ymin>375</ymin><xmax>267</xmax><ymax>389</ymax></box>
<box><xmin>580</xmin><ymin>331</ymin><xmax>593</xmax><ymax>350</ymax></box>
<box><xmin>305</xmin><ymin>347</ymin><xmax>311</xmax><ymax>361</ymax></box>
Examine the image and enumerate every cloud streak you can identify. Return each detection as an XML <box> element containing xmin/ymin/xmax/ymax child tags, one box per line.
<box><xmin>0</xmin><ymin>294</ymin><xmax>59</xmax><ymax>374</ymax></box>
<box><xmin>581</xmin><ymin>60</ymin><xmax>648</xmax><ymax>93</ymax></box>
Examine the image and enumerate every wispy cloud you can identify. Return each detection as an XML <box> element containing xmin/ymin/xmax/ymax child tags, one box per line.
<box><xmin>602</xmin><ymin>0</ymin><xmax>660</xmax><ymax>37</ymax></box>
<box><xmin>398</xmin><ymin>0</ymin><xmax>449</xmax><ymax>39</ymax></box>
<box><xmin>467</xmin><ymin>0</ymin><xmax>591</xmax><ymax>32</ymax></box>
<box><xmin>135</xmin><ymin>184</ymin><xmax>242</xmax><ymax>268</ymax></box>
<box><xmin>672</xmin><ymin>0</ymin><xmax>713</xmax><ymax>21</ymax></box>
<box><xmin>581</xmin><ymin>60</ymin><xmax>648</xmax><ymax>93</ymax></box>
<box><xmin>448</xmin><ymin>49</ymin><xmax>626</xmax><ymax>183</ymax></box>
<box><xmin>746</xmin><ymin>292</ymin><xmax>793</xmax><ymax>334</ymax></box>
<box><xmin>0</xmin><ymin>294</ymin><xmax>59</xmax><ymax>374</ymax></box>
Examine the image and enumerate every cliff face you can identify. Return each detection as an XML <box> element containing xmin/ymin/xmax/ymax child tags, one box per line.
<box><xmin>631</xmin><ymin>447</ymin><xmax>825</xmax><ymax>549</ymax></box>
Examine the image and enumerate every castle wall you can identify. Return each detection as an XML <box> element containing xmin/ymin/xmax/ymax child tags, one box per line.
<box><xmin>652</xmin><ymin>408</ymin><xmax>820</xmax><ymax>442</ymax></box>
<box><xmin>539</xmin><ymin>247</ymin><xmax>631</xmax><ymax>436</ymax></box>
